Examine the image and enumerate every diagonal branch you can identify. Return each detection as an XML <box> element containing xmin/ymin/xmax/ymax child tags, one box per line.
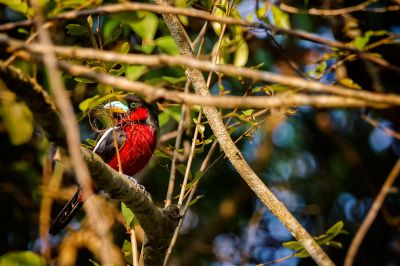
<box><xmin>82</xmin><ymin>148</ymin><xmax>180</xmax><ymax>265</ymax></box>
<box><xmin>0</xmin><ymin>60</ymin><xmax>179</xmax><ymax>265</ymax></box>
<box><xmin>153</xmin><ymin>0</ymin><xmax>335</xmax><ymax>265</ymax></box>
<box><xmin>344</xmin><ymin>159</ymin><xmax>400</xmax><ymax>266</ymax></box>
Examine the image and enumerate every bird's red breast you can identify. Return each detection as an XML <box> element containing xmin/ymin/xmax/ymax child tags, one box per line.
<box><xmin>49</xmin><ymin>95</ymin><xmax>159</xmax><ymax>235</ymax></box>
<box><xmin>106</xmin><ymin>123</ymin><xmax>157</xmax><ymax>176</ymax></box>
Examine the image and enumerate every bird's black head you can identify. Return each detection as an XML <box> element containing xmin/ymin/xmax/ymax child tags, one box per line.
<box><xmin>122</xmin><ymin>94</ymin><xmax>159</xmax><ymax>130</ymax></box>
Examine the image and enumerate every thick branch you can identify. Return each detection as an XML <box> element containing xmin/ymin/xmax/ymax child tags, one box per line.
<box><xmin>0</xmin><ymin>60</ymin><xmax>179</xmax><ymax>265</ymax></box>
<box><xmin>154</xmin><ymin>0</ymin><xmax>335</xmax><ymax>265</ymax></box>
<box><xmin>82</xmin><ymin>148</ymin><xmax>180</xmax><ymax>265</ymax></box>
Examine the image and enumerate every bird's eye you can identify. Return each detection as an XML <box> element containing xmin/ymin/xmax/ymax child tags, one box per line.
<box><xmin>130</xmin><ymin>102</ymin><xmax>137</xmax><ymax>109</ymax></box>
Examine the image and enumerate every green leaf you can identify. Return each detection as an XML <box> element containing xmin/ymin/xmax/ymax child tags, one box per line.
<box><xmin>119</xmin><ymin>42</ymin><xmax>130</xmax><ymax>54</ymax></box>
<box><xmin>327</xmin><ymin>241</ymin><xmax>343</xmax><ymax>249</ymax></box>
<box><xmin>241</xmin><ymin>109</ymin><xmax>254</xmax><ymax>117</ymax></box>
<box><xmin>212</xmin><ymin>36</ymin><xmax>230</xmax><ymax>64</ymax></box>
<box><xmin>211</xmin><ymin>4</ymin><xmax>225</xmax><ymax>36</ymax></box>
<box><xmin>354</xmin><ymin>35</ymin><xmax>369</xmax><ymax>50</ymax></box>
<box><xmin>122</xmin><ymin>240</ymin><xmax>133</xmax><ymax>264</ymax></box>
<box><xmin>87</xmin><ymin>15</ymin><xmax>93</xmax><ymax>29</ymax></box>
<box><xmin>234</xmin><ymin>39</ymin><xmax>249</xmax><ymax>67</ymax></box>
<box><xmin>177</xmin><ymin>164</ymin><xmax>192</xmax><ymax>179</ymax></box>
<box><xmin>0</xmin><ymin>251</ymin><xmax>46</xmax><ymax>266</ymax></box>
<box><xmin>326</xmin><ymin>221</ymin><xmax>344</xmax><ymax>237</ymax></box>
<box><xmin>133</xmin><ymin>43</ymin><xmax>156</xmax><ymax>55</ymax></box>
<box><xmin>0</xmin><ymin>0</ymin><xmax>29</xmax><ymax>16</ymax></box>
<box><xmin>185</xmin><ymin>170</ymin><xmax>203</xmax><ymax>190</ymax></box>
<box><xmin>162</xmin><ymin>106</ymin><xmax>182</xmax><ymax>122</ymax></box>
<box><xmin>89</xmin><ymin>259</ymin><xmax>100</xmax><ymax>266</ymax></box>
<box><xmin>86</xmin><ymin>139</ymin><xmax>97</xmax><ymax>148</ymax></box>
<box><xmin>121</xmin><ymin>202</ymin><xmax>135</xmax><ymax>228</ymax></box>
<box><xmin>176</xmin><ymin>0</ymin><xmax>189</xmax><ymax>26</ymax></box>
<box><xmin>256</xmin><ymin>5</ymin><xmax>267</xmax><ymax>18</ymax></box>
<box><xmin>65</xmin><ymin>24</ymin><xmax>88</xmax><ymax>36</ymax></box>
<box><xmin>79</xmin><ymin>94</ymin><xmax>117</xmax><ymax>112</ymax></box>
<box><xmin>129</xmin><ymin>12</ymin><xmax>158</xmax><ymax>43</ymax></box>
<box><xmin>103</xmin><ymin>19</ymin><xmax>121</xmax><ymax>44</ymax></box>
<box><xmin>158</xmin><ymin>112</ymin><xmax>170</xmax><ymax>128</ymax></box>
<box><xmin>295</xmin><ymin>249</ymin><xmax>310</xmax><ymax>258</ymax></box>
<box><xmin>271</xmin><ymin>4</ymin><xmax>290</xmax><ymax>29</ymax></box>
<box><xmin>161</xmin><ymin>76</ymin><xmax>186</xmax><ymax>84</ymax></box>
<box><xmin>188</xmin><ymin>195</ymin><xmax>204</xmax><ymax>206</ymax></box>
<box><xmin>338</xmin><ymin>78</ymin><xmax>361</xmax><ymax>90</ymax></box>
<box><xmin>156</xmin><ymin>36</ymin><xmax>179</xmax><ymax>55</ymax></box>
<box><xmin>126</xmin><ymin>65</ymin><xmax>148</xmax><ymax>81</ymax></box>
<box><xmin>17</xmin><ymin>28</ymin><xmax>29</xmax><ymax>35</ymax></box>
<box><xmin>74</xmin><ymin>77</ymin><xmax>95</xmax><ymax>83</ymax></box>
<box><xmin>282</xmin><ymin>240</ymin><xmax>303</xmax><ymax>251</ymax></box>
<box><xmin>1</xmin><ymin>99</ymin><xmax>33</xmax><ymax>145</ymax></box>
<box><xmin>154</xmin><ymin>149</ymin><xmax>172</xmax><ymax>159</ymax></box>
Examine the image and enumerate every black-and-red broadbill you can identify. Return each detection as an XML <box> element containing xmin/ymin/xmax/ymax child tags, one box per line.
<box><xmin>49</xmin><ymin>95</ymin><xmax>159</xmax><ymax>235</ymax></box>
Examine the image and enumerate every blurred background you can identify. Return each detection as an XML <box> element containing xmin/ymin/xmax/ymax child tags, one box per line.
<box><xmin>1</xmin><ymin>0</ymin><xmax>400</xmax><ymax>265</ymax></box>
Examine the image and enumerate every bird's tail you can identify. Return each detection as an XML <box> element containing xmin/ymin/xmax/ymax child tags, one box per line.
<box><xmin>49</xmin><ymin>187</ymin><xmax>84</xmax><ymax>235</ymax></box>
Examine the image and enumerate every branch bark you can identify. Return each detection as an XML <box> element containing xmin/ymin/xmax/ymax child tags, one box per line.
<box><xmin>153</xmin><ymin>0</ymin><xmax>335</xmax><ymax>265</ymax></box>
<box><xmin>82</xmin><ymin>148</ymin><xmax>180</xmax><ymax>265</ymax></box>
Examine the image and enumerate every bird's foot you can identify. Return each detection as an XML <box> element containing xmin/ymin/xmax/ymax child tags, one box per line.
<box><xmin>123</xmin><ymin>174</ymin><xmax>138</xmax><ymax>185</ymax></box>
<box><xmin>123</xmin><ymin>174</ymin><xmax>147</xmax><ymax>192</ymax></box>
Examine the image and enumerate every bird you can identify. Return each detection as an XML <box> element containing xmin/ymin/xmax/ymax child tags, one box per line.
<box><xmin>49</xmin><ymin>95</ymin><xmax>159</xmax><ymax>235</ymax></box>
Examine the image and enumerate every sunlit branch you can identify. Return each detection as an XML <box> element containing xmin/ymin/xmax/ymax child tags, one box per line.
<box><xmin>2</xmin><ymin>35</ymin><xmax>400</xmax><ymax>106</ymax></box>
<box><xmin>344</xmin><ymin>159</ymin><xmax>400</xmax><ymax>266</ymax></box>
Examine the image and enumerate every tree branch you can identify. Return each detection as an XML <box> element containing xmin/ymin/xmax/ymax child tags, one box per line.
<box><xmin>1</xmin><ymin>2</ymin><xmax>399</xmax><ymax>72</ymax></box>
<box><xmin>279</xmin><ymin>0</ymin><xmax>380</xmax><ymax>16</ymax></box>
<box><xmin>153</xmin><ymin>0</ymin><xmax>335</xmax><ymax>265</ymax></box>
<box><xmin>0</xmin><ymin>60</ymin><xmax>179</xmax><ymax>265</ymax></box>
<box><xmin>2</xmin><ymin>35</ymin><xmax>399</xmax><ymax>106</ymax></box>
<box><xmin>82</xmin><ymin>148</ymin><xmax>180</xmax><ymax>265</ymax></box>
<box><xmin>344</xmin><ymin>159</ymin><xmax>400</xmax><ymax>266</ymax></box>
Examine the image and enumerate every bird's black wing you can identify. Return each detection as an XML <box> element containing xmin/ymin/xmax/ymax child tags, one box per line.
<box><xmin>92</xmin><ymin>126</ymin><xmax>127</xmax><ymax>163</ymax></box>
<box><xmin>49</xmin><ymin>187</ymin><xmax>83</xmax><ymax>235</ymax></box>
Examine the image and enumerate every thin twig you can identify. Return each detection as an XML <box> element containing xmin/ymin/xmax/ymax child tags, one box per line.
<box><xmin>130</xmin><ymin>228</ymin><xmax>139</xmax><ymax>266</ymax></box>
<box><xmin>3</xmin><ymin>36</ymin><xmax>400</xmax><ymax>105</ymax></box>
<box><xmin>362</xmin><ymin>114</ymin><xmax>400</xmax><ymax>140</ymax></box>
<box><xmin>344</xmin><ymin>159</ymin><xmax>400</xmax><ymax>266</ymax></box>
<box><xmin>280</xmin><ymin>0</ymin><xmax>380</xmax><ymax>16</ymax></box>
<box><xmin>165</xmin><ymin>81</ymin><xmax>190</xmax><ymax>207</ymax></box>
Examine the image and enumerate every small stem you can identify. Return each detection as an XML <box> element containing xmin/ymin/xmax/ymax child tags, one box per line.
<box><xmin>130</xmin><ymin>228</ymin><xmax>139</xmax><ymax>266</ymax></box>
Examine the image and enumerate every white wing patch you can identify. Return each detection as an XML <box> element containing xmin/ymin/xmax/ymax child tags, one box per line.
<box><xmin>93</xmin><ymin>127</ymin><xmax>117</xmax><ymax>154</ymax></box>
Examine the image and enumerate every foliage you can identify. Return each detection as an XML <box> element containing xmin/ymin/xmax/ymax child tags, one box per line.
<box><xmin>0</xmin><ymin>0</ymin><xmax>400</xmax><ymax>265</ymax></box>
